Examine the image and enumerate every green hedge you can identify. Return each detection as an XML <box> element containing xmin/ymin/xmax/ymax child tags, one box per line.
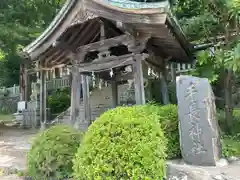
<box><xmin>133</xmin><ymin>104</ymin><xmax>180</xmax><ymax>159</ymax></box>
<box><xmin>155</xmin><ymin>104</ymin><xmax>180</xmax><ymax>159</ymax></box>
<box><xmin>73</xmin><ymin>106</ymin><xmax>167</xmax><ymax>180</ymax></box>
<box><xmin>27</xmin><ymin>125</ymin><xmax>82</xmax><ymax>180</ymax></box>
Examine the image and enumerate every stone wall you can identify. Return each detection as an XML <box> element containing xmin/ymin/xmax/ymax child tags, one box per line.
<box><xmin>0</xmin><ymin>96</ymin><xmax>19</xmax><ymax>114</ymax></box>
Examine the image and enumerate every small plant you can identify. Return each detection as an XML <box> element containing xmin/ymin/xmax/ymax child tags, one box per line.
<box><xmin>27</xmin><ymin>125</ymin><xmax>82</xmax><ymax>180</ymax></box>
<box><xmin>218</xmin><ymin>109</ymin><xmax>240</xmax><ymax>135</ymax></box>
<box><xmin>218</xmin><ymin>109</ymin><xmax>240</xmax><ymax>157</ymax></box>
<box><xmin>222</xmin><ymin>134</ymin><xmax>240</xmax><ymax>158</ymax></box>
<box><xmin>47</xmin><ymin>88</ymin><xmax>70</xmax><ymax>114</ymax></box>
<box><xmin>73</xmin><ymin>106</ymin><xmax>167</xmax><ymax>180</ymax></box>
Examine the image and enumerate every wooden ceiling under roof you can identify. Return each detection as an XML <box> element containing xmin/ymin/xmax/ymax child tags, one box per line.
<box><xmin>39</xmin><ymin>18</ymin><xmax>124</xmax><ymax>67</ymax></box>
<box><xmin>22</xmin><ymin>0</ymin><xmax>194</xmax><ymax>68</ymax></box>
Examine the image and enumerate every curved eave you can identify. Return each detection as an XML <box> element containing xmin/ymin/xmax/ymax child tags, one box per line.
<box><xmin>22</xmin><ymin>0</ymin><xmax>80</xmax><ymax>60</ymax></box>
<box><xmin>166</xmin><ymin>12</ymin><xmax>193</xmax><ymax>62</ymax></box>
<box><xmin>84</xmin><ymin>0</ymin><xmax>170</xmax><ymax>24</ymax></box>
<box><xmin>85</xmin><ymin>0</ymin><xmax>193</xmax><ymax>62</ymax></box>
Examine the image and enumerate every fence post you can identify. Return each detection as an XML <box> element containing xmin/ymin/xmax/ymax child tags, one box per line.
<box><xmin>13</xmin><ymin>84</ymin><xmax>16</xmax><ymax>95</ymax></box>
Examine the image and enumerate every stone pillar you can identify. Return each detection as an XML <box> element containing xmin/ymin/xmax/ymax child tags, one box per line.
<box><xmin>176</xmin><ymin>75</ymin><xmax>221</xmax><ymax>166</ymax></box>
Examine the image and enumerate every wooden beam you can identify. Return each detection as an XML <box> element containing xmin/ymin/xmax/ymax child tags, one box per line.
<box><xmin>76</xmin><ymin>34</ymin><xmax>130</xmax><ymax>52</ymax></box>
<box><xmin>133</xmin><ymin>54</ymin><xmax>146</xmax><ymax>105</ymax></box>
<box><xmin>79</xmin><ymin>55</ymin><xmax>135</xmax><ymax>72</ymax></box>
<box><xmin>115</xmin><ymin>72</ymin><xmax>133</xmax><ymax>82</ymax></box>
<box><xmin>78</xmin><ymin>53</ymin><xmax>149</xmax><ymax>73</ymax></box>
<box><xmin>82</xmin><ymin>53</ymin><xmax>134</xmax><ymax>66</ymax></box>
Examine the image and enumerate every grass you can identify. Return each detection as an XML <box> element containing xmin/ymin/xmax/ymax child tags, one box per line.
<box><xmin>222</xmin><ymin>135</ymin><xmax>240</xmax><ymax>157</ymax></box>
<box><xmin>218</xmin><ymin>109</ymin><xmax>240</xmax><ymax>158</ymax></box>
<box><xmin>0</xmin><ymin>114</ymin><xmax>13</xmax><ymax>123</ymax></box>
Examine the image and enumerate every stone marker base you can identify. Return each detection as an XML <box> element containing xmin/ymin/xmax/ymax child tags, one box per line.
<box><xmin>166</xmin><ymin>159</ymin><xmax>240</xmax><ymax>180</ymax></box>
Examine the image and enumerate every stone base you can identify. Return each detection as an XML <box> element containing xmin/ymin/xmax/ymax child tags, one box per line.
<box><xmin>166</xmin><ymin>159</ymin><xmax>240</xmax><ymax>180</ymax></box>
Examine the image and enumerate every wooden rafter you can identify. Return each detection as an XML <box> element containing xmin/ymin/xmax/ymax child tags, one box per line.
<box><xmin>76</xmin><ymin>34</ymin><xmax>130</xmax><ymax>52</ymax></box>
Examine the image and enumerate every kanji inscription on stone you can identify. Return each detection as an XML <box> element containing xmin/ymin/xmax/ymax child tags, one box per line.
<box><xmin>176</xmin><ymin>75</ymin><xmax>221</xmax><ymax>166</ymax></box>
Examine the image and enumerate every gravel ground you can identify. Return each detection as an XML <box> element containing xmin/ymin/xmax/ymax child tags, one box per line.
<box><xmin>0</xmin><ymin>174</ymin><xmax>24</xmax><ymax>180</ymax></box>
<box><xmin>0</xmin><ymin>124</ymin><xmax>37</xmax><ymax>179</ymax></box>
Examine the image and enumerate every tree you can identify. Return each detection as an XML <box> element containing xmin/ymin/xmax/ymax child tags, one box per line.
<box><xmin>175</xmin><ymin>0</ymin><xmax>240</xmax><ymax>134</ymax></box>
<box><xmin>0</xmin><ymin>0</ymin><xmax>65</xmax><ymax>87</ymax></box>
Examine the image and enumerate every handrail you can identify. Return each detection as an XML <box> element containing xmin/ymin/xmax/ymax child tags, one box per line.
<box><xmin>50</xmin><ymin>106</ymin><xmax>71</xmax><ymax>124</ymax></box>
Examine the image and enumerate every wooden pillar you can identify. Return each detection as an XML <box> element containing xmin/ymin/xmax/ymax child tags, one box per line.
<box><xmin>70</xmin><ymin>70</ymin><xmax>82</xmax><ymax>127</ymax></box>
<box><xmin>52</xmin><ymin>68</ymin><xmax>56</xmax><ymax>79</ymax></box>
<box><xmin>40</xmin><ymin>69</ymin><xmax>47</xmax><ymax>130</ymax></box>
<box><xmin>111</xmin><ymin>81</ymin><xmax>118</xmax><ymax>108</ymax></box>
<box><xmin>76</xmin><ymin>72</ymin><xmax>82</xmax><ymax>108</ymax></box>
<box><xmin>70</xmin><ymin>52</ymin><xmax>86</xmax><ymax>128</ymax></box>
<box><xmin>19</xmin><ymin>64</ymin><xmax>25</xmax><ymax>101</ymax></box>
<box><xmin>70</xmin><ymin>66</ymin><xmax>78</xmax><ymax>126</ymax></box>
<box><xmin>23</xmin><ymin>64</ymin><xmax>31</xmax><ymax>102</ymax></box>
<box><xmin>81</xmin><ymin>74</ymin><xmax>91</xmax><ymax>129</ymax></box>
<box><xmin>160</xmin><ymin>63</ymin><xmax>170</xmax><ymax>105</ymax></box>
<box><xmin>127</xmin><ymin>34</ymin><xmax>148</xmax><ymax>105</ymax></box>
<box><xmin>133</xmin><ymin>54</ymin><xmax>145</xmax><ymax>105</ymax></box>
<box><xmin>170</xmin><ymin>62</ymin><xmax>177</xmax><ymax>83</ymax></box>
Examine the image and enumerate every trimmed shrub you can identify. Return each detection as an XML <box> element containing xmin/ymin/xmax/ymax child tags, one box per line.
<box><xmin>73</xmin><ymin>106</ymin><xmax>167</xmax><ymax>180</ymax></box>
<box><xmin>134</xmin><ymin>104</ymin><xmax>180</xmax><ymax>159</ymax></box>
<box><xmin>27</xmin><ymin>125</ymin><xmax>82</xmax><ymax>180</ymax></box>
<box><xmin>156</xmin><ymin>104</ymin><xmax>180</xmax><ymax>159</ymax></box>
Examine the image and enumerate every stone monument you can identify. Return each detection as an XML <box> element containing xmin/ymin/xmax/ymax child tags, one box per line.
<box><xmin>176</xmin><ymin>75</ymin><xmax>221</xmax><ymax>166</ymax></box>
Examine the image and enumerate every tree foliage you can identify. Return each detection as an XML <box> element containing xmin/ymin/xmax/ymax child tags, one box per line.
<box><xmin>0</xmin><ymin>0</ymin><xmax>65</xmax><ymax>87</ymax></box>
<box><xmin>174</xmin><ymin>0</ymin><xmax>240</xmax><ymax>133</ymax></box>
